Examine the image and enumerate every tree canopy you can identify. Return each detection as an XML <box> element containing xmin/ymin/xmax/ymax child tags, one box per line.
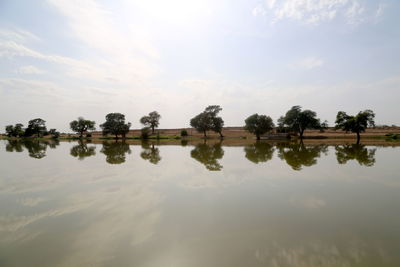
<box><xmin>140</xmin><ymin>111</ymin><xmax>161</xmax><ymax>134</ymax></box>
<box><xmin>244</xmin><ymin>114</ymin><xmax>274</xmax><ymax>140</ymax></box>
<box><xmin>70</xmin><ymin>117</ymin><xmax>96</xmax><ymax>138</ymax></box>
<box><xmin>279</xmin><ymin>106</ymin><xmax>322</xmax><ymax>139</ymax></box>
<box><xmin>25</xmin><ymin>118</ymin><xmax>47</xmax><ymax>137</ymax></box>
<box><xmin>190</xmin><ymin>105</ymin><xmax>224</xmax><ymax>138</ymax></box>
<box><xmin>335</xmin><ymin>110</ymin><xmax>375</xmax><ymax>143</ymax></box>
<box><xmin>5</xmin><ymin>123</ymin><xmax>24</xmax><ymax>137</ymax></box>
<box><xmin>100</xmin><ymin>113</ymin><xmax>131</xmax><ymax>139</ymax></box>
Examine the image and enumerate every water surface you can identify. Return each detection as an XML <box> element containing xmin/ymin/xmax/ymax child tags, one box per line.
<box><xmin>1</xmin><ymin>140</ymin><xmax>399</xmax><ymax>267</ymax></box>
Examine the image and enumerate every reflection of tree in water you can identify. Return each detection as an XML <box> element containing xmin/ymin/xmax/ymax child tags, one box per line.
<box><xmin>6</xmin><ymin>139</ymin><xmax>60</xmax><ymax>159</ymax></box>
<box><xmin>140</xmin><ymin>142</ymin><xmax>161</xmax><ymax>164</ymax></box>
<box><xmin>101</xmin><ymin>142</ymin><xmax>131</xmax><ymax>164</ymax></box>
<box><xmin>277</xmin><ymin>142</ymin><xmax>328</xmax><ymax>171</ymax></box>
<box><xmin>191</xmin><ymin>143</ymin><xmax>224</xmax><ymax>171</ymax></box>
<box><xmin>6</xmin><ymin>140</ymin><xmax>24</xmax><ymax>152</ymax></box>
<box><xmin>335</xmin><ymin>144</ymin><xmax>376</xmax><ymax>166</ymax></box>
<box><xmin>244</xmin><ymin>142</ymin><xmax>275</xmax><ymax>164</ymax></box>
<box><xmin>70</xmin><ymin>141</ymin><xmax>96</xmax><ymax>160</ymax></box>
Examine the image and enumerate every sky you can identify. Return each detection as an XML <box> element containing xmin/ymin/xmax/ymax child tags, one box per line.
<box><xmin>0</xmin><ymin>0</ymin><xmax>399</xmax><ymax>132</ymax></box>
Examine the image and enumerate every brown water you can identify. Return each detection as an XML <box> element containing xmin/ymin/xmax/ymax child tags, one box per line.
<box><xmin>0</xmin><ymin>140</ymin><xmax>399</xmax><ymax>267</ymax></box>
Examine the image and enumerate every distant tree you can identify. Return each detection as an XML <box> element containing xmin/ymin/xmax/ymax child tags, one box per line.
<box><xmin>140</xmin><ymin>111</ymin><xmax>161</xmax><ymax>134</ymax></box>
<box><xmin>190</xmin><ymin>105</ymin><xmax>224</xmax><ymax>138</ymax></box>
<box><xmin>190</xmin><ymin>112</ymin><xmax>211</xmax><ymax>138</ymax></box>
<box><xmin>48</xmin><ymin>128</ymin><xmax>60</xmax><ymax>139</ymax></box>
<box><xmin>335</xmin><ymin>110</ymin><xmax>375</xmax><ymax>144</ymax></box>
<box><xmin>100</xmin><ymin>113</ymin><xmax>131</xmax><ymax>139</ymax></box>
<box><xmin>244</xmin><ymin>114</ymin><xmax>275</xmax><ymax>140</ymax></box>
<box><xmin>5</xmin><ymin>123</ymin><xmax>24</xmax><ymax>137</ymax></box>
<box><xmin>25</xmin><ymin>118</ymin><xmax>47</xmax><ymax>137</ymax></box>
<box><xmin>70</xmin><ymin>117</ymin><xmax>96</xmax><ymax>138</ymax></box>
<box><xmin>140</xmin><ymin>127</ymin><xmax>150</xmax><ymax>139</ymax></box>
<box><xmin>180</xmin><ymin>129</ymin><xmax>188</xmax><ymax>137</ymax></box>
<box><xmin>279</xmin><ymin>106</ymin><xmax>322</xmax><ymax>139</ymax></box>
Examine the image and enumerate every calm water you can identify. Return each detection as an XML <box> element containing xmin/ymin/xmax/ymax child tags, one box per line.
<box><xmin>0</xmin><ymin>139</ymin><xmax>399</xmax><ymax>267</ymax></box>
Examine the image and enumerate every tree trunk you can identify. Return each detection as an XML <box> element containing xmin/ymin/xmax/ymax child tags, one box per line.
<box><xmin>256</xmin><ymin>134</ymin><xmax>260</xmax><ymax>140</ymax></box>
<box><xmin>219</xmin><ymin>131</ymin><xmax>224</xmax><ymax>139</ymax></box>
<box><xmin>115</xmin><ymin>134</ymin><xmax>118</xmax><ymax>140</ymax></box>
<box><xmin>79</xmin><ymin>131</ymin><xmax>83</xmax><ymax>138</ymax></box>
<box><xmin>151</xmin><ymin>126</ymin><xmax>155</xmax><ymax>135</ymax></box>
<box><xmin>203</xmin><ymin>131</ymin><xmax>207</xmax><ymax>138</ymax></box>
<box><xmin>356</xmin><ymin>131</ymin><xmax>360</xmax><ymax>144</ymax></box>
<box><xmin>300</xmin><ymin>129</ymin><xmax>304</xmax><ymax>140</ymax></box>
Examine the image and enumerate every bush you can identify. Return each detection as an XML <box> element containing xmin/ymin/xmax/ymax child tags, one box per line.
<box><xmin>180</xmin><ymin>129</ymin><xmax>188</xmax><ymax>137</ymax></box>
<box><xmin>141</xmin><ymin>127</ymin><xmax>150</xmax><ymax>139</ymax></box>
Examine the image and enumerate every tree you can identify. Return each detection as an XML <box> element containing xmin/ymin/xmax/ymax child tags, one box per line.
<box><xmin>70</xmin><ymin>117</ymin><xmax>96</xmax><ymax>138</ymax></box>
<box><xmin>190</xmin><ymin>105</ymin><xmax>224</xmax><ymax>138</ymax></box>
<box><xmin>25</xmin><ymin>118</ymin><xmax>47</xmax><ymax>137</ymax></box>
<box><xmin>140</xmin><ymin>111</ymin><xmax>161</xmax><ymax>134</ymax></box>
<box><xmin>48</xmin><ymin>128</ymin><xmax>60</xmax><ymax>139</ymax></box>
<box><xmin>100</xmin><ymin>113</ymin><xmax>131</xmax><ymax>139</ymax></box>
<box><xmin>279</xmin><ymin>106</ymin><xmax>322</xmax><ymax>139</ymax></box>
<box><xmin>5</xmin><ymin>123</ymin><xmax>24</xmax><ymax>137</ymax></box>
<box><xmin>244</xmin><ymin>114</ymin><xmax>275</xmax><ymax>140</ymax></box>
<box><xmin>335</xmin><ymin>110</ymin><xmax>375</xmax><ymax>144</ymax></box>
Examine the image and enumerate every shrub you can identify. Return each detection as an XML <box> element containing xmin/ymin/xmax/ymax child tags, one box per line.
<box><xmin>141</xmin><ymin>127</ymin><xmax>150</xmax><ymax>139</ymax></box>
<box><xmin>180</xmin><ymin>129</ymin><xmax>188</xmax><ymax>137</ymax></box>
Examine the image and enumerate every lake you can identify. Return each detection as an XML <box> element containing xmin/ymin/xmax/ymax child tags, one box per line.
<box><xmin>0</xmin><ymin>139</ymin><xmax>399</xmax><ymax>267</ymax></box>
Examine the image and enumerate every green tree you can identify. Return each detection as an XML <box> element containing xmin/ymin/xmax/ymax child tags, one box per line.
<box><xmin>48</xmin><ymin>129</ymin><xmax>60</xmax><ymax>139</ymax></box>
<box><xmin>244</xmin><ymin>142</ymin><xmax>275</xmax><ymax>164</ymax></box>
<box><xmin>5</xmin><ymin>124</ymin><xmax>24</xmax><ymax>137</ymax></box>
<box><xmin>140</xmin><ymin>111</ymin><xmax>161</xmax><ymax>134</ymax></box>
<box><xmin>244</xmin><ymin>114</ymin><xmax>275</xmax><ymax>140</ymax></box>
<box><xmin>190</xmin><ymin>142</ymin><xmax>224</xmax><ymax>171</ymax></box>
<box><xmin>100</xmin><ymin>113</ymin><xmax>131</xmax><ymax>139</ymax></box>
<box><xmin>335</xmin><ymin>110</ymin><xmax>375</xmax><ymax>144</ymax></box>
<box><xmin>190</xmin><ymin>105</ymin><xmax>224</xmax><ymax>138</ymax></box>
<box><xmin>279</xmin><ymin>106</ymin><xmax>322</xmax><ymax>139</ymax></box>
<box><xmin>70</xmin><ymin>117</ymin><xmax>96</xmax><ymax>138</ymax></box>
<box><xmin>25</xmin><ymin>118</ymin><xmax>47</xmax><ymax>137</ymax></box>
<box><xmin>335</xmin><ymin>144</ymin><xmax>376</xmax><ymax>166</ymax></box>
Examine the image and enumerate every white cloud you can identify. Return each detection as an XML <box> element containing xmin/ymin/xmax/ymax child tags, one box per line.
<box><xmin>16</xmin><ymin>65</ymin><xmax>47</xmax><ymax>75</ymax></box>
<box><xmin>291</xmin><ymin>57</ymin><xmax>324</xmax><ymax>70</ymax></box>
<box><xmin>254</xmin><ymin>0</ymin><xmax>372</xmax><ymax>25</ymax></box>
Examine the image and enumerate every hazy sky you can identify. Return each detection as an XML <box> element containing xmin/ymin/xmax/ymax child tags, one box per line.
<box><xmin>0</xmin><ymin>0</ymin><xmax>399</xmax><ymax>132</ymax></box>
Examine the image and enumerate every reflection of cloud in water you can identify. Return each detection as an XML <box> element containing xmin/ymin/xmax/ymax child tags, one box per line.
<box><xmin>254</xmin><ymin>239</ymin><xmax>387</xmax><ymax>267</ymax></box>
<box><xmin>290</xmin><ymin>196</ymin><xmax>326</xmax><ymax>210</ymax></box>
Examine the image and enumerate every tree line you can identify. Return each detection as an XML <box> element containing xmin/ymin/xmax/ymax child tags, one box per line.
<box><xmin>4</xmin><ymin>106</ymin><xmax>376</xmax><ymax>143</ymax></box>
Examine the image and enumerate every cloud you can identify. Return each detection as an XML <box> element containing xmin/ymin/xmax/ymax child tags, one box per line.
<box><xmin>254</xmin><ymin>0</ymin><xmax>376</xmax><ymax>25</ymax></box>
<box><xmin>16</xmin><ymin>65</ymin><xmax>47</xmax><ymax>75</ymax></box>
<box><xmin>291</xmin><ymin>57</ymin><xmax>324</xmax><ymax>70</ymax></box>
